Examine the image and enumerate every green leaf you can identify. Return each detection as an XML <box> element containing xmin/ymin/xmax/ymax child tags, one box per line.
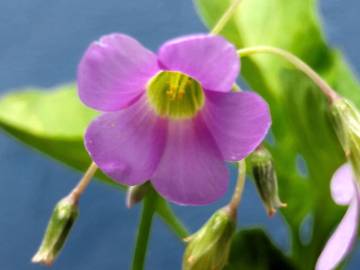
<box><xmin>194</xmin><ymin>0</ymin><xmax>360</xmax><ymax>268</ymax></box>
<box><xmin>0</xmin><ymin>84</ymin><xmax>96</xmax><ymax>138</ymax></box>
<box><xmin>225</xmin><ymin>228</ymin><xmax>297</xmax><ymax>270</ymax></box>
<box><xmin>0</xmin><ymin>84</ymin><xmax>122</xmax><ymax>189</ymax></box>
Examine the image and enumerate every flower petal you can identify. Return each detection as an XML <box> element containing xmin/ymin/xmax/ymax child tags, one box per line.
<box><xmin>331</xmin><ymin>163</ymin><xmax>355</xmax><ymax>205</ymax></box>
<box><xmin>158</xmin><ymin>34</ymin><xmax>239</xmax><ymax>92</ymax></box>
<box><xmin>315</xmin><ymin>186</ymin><xmax>360</xmax><ymax>270</ymax></box>
<box><xmin>151</xmin><ymin>117</ymin><xmax>229</xmax><ymax>205</ymax></box>
<box><xmin>78</xmin><ymin>33</ymin><xmax>159</xmax><ymax>111</ymax></box>
<box><xmin>85</xmin><ymin>95</ymin><xmax>166</xmax><ymax>185</ymax></box>
<box><xmin>202</xmin><ymin>91</ymin><xmax>271</xmax><ymax>161</ymax></box>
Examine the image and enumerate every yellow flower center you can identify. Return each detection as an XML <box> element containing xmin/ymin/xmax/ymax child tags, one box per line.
<box><xmin>146</xmin><ymin>71</ymin><xmax>205</xmax><ymax>119</ymax></box>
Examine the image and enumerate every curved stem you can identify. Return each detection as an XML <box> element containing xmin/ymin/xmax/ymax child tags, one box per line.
<box><xmin>131</xmin><ymin>191</ymin><xmax>157</xmax><ymax>270</ymax></box>
<box><xmin>71</xmin><ymin>162</ymin><xmax>97</xmax><ymax>201</ymax></box>
<box><xmin>228</xmin><ymin>160</ymin><xmax>246</xmax><ymax>213</ymax></box>
<box><xmin>237</xmin><ymin>46</ymin><xmax>339</xmax><ymax>103</ymax></box>
<box><xmin>210</xmin><ymin>0</ymin><xmax>242</xmax><ymax>35</ymax></box>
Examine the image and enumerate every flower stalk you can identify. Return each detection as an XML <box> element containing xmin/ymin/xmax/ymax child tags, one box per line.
<box><xmin>131</xmin><ymin>189</ymin><xmax>157</xmax><ymax>270</ymax></box>
<box><xmin>237</xmin><ymin>46</ymin><xmax>339</xmax><ymax>103</ymax></box>
<box><xmin>210</xmin><ymin>0</ymin><xmax>242</xmax><ymax>35</ymax></box>
<box><xmin>155</xmin><ymin>198</ymin><xmax>189</xmax><ymax>239</ymax></box>
<box><xmin>70</xmin><ymin>162</ymin><xmax>98</xmax><ymax>201</ymax></box>
<box><xmin>228</xmin><ymin>159</ymin><xmax>246</xmax><ymax>216</ymax></box>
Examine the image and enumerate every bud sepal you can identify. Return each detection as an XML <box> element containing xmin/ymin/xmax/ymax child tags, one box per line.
<box><xmin>330</xmin><ymin>98</ymin><xmax>360</xmax><ymax>179</ymax></box>
<box><xmin>126</xmin><ymin>182</ymin><xmax>151</xmax><ymax>208</ymax></box>
<box><xmin>32</xmin><ymin>194</ymin><xmax>79</xmax><ymax>266</ymax></box>
<box><xmin>182</xmin><ymin>207</ymin><xmax>236</xmax><ymax>270</ymax></box>
<box><xmin>249</xmin><ymin>146</ymin><xmax>286</xmax><ymax>216</ymax></box>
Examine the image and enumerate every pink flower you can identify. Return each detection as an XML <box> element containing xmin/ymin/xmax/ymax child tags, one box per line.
<box><xmin>316</xmin><ymin>163</ymin><xmax>360</xmax><ymax>270</ymax></box>
<box><xmin>77</xmin><ymin>33</ymin><xmax>271</xmax><ymax>205</ymax></box>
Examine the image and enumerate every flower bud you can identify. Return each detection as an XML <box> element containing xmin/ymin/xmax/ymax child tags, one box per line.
<box><xmin>330</xmin><ymin>98</ymin><xmax>360</xmax><ymax>178</ymax></box>
<box><xmin>249</xmin><ymin>146</ymin><xmax>286</xmax><ymax>216</ymax></box>
<box><xmin>126</xmin><ymin>182</ymin><xmax>151</xmax><ymax>208</ymax></box>
<box><xmin>182</xmin><ymin>207</ymin><xmax>236</xmax><ymax>270</ymax></box>
<box><xmin>32</xmin><ymin>195</ymin><xmax>79</xmax><ymax>266</ymax></box>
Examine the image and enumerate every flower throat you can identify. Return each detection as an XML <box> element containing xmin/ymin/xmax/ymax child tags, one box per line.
<box><xmin>146</xmin><ymin>71</ymin><xmax>205</xmax><ymax>119</ymax></box>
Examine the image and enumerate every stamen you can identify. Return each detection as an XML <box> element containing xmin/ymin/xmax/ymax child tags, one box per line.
<box><xmin>146</xmin><ymin>71</ymin><xmax>205</xmax><ymax>119</ymax></box>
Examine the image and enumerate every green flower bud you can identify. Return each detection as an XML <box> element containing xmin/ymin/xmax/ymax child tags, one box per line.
<box><xmin>182</xmin><ymin>207</ymin><xmax>236</xmax><ymax>270</ymax></box>
<box><xmin>330</xmin><ymin>98</ymin><xmax>360</xmax><ymax>178</ymax></box>
<box><xmin>32</xmin><ymin>195</ymin><xmax>79</xmax><ymax>266</ymax></box>
<box><xmin>249</xmin><ymin>146</ymin><xmax>286</xmax><ymax>216</ymax></box>
<box><xmin>126</xmin><ymin>182</ymin><xmax>151</xmax><ymax>208</ymax></box>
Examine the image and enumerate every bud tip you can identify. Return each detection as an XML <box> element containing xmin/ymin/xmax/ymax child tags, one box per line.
<box><xmin>31</xmin><ymin>253</ymin><xmax>53</xmax><ymax>267</ymax></box>
<box><xmin>126</xmin><ymin>183</ymin><xmax>151</xmax><ymax>208</ymax></box>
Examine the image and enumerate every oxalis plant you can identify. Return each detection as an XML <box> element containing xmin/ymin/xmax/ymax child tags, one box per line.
<box><xmin>1</xmin><ymin>0</ymin><xmax>360</xmax><ymax>269</ymax></box>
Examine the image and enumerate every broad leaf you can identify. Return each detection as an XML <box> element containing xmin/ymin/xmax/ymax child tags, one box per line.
<box><xmin>194</xmin><ymin>0</ymin><xmax>360</xmax><ymax>268</ymax></box>
<box><xmin>0</xmin><ymin>84</ymin><xmax>121</xmax><ymax>189</ymax></box>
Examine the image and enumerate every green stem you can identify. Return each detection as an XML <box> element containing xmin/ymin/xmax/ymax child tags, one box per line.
<box><xmin>156</xmin><ymin>198</ymin><xmax>189</xmax><ymax>239</ymax></box>
<box><xmin>210</xmin><ymin>0</ymin><xmax>242</xmax><ymax>35</ymax></box>
<box><xmin>131</xmin><ymin>191</ymin><xmax>157</xmax><ymax>270</ymax></box>
<box><xmin>237</xmin><ymin>46</ymin><xmax>339</xmax><ymax>102</ymax></box>
<box><xmin>228</xmin><ymin>160</ymin><xmax>246</xmax><ymax>213</ymax></box>
<box><xmin>71</xmin><ymin>162</ymin><xmax>97</xmax><ymax>201</ymax></box>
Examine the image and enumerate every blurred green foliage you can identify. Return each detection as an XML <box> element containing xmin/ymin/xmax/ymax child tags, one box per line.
<box><xmin>194</xmin><ymin>0</ymin><xmax>360</xmax><ymax>268</ymax></box>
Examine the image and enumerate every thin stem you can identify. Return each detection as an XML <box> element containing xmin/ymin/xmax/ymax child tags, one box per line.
<box><xmin>237</xmin><ymin>46</ymin><xmax>339</xmax><ymax>103</ymax></box>
<box><xmin>70</xmin><ymin>162</ymin><xmax>98</xmax><ymax>201</ymax></box>
<box><xmin>131</xmin><ymin>191</ymin><xmax>157</xmax><ymax>270</ymax></box>
<box><xmin>228</xmin><ymin>160</ymin><xmax>246</xmax><ymax>213</ymax></box>
<box><xmin>156</xmin><ymin>198</ymin><xmax>189</xmax><ymax>239</ymax></box>
<box><xmin>210</xmin><ymin>0</ymin><xmax>242</xmax><ymax>35</ymax></box>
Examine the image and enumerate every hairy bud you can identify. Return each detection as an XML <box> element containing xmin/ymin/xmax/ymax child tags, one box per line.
<box><xmin>331</xmin><ymin>98</ymin><xmax>360</xmax><ymax>178</ymax></box>
<box><xmin>249</xmin><ymin>146</ymin><xmax>286</xmax><ymax>216</ymax></box>
<box><xmin>182</xmin><ymin>207</ymin><xmax>236</xmax><ymax>270</ymax></box>
<box><xmin>32</xmin><ymin>195</ymin><xmax>79</xmax><ymax>266</ymax></box>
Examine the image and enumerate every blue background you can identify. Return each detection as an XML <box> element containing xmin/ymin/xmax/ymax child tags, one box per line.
<box><xmin>0</xmin><ymin>0</ymin><xmax>359</xmax><ymax>269</ymax></box>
